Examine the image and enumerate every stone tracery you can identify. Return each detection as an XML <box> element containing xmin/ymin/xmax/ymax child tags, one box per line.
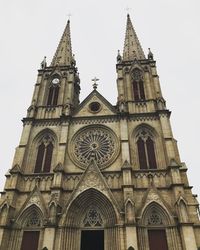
<box><xmin>83</xmin><ymin>207</ymin><xmax>103</xmax><ymax>227</ymax></box>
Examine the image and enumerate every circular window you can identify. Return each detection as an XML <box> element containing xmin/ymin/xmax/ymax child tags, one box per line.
<box><xmin>69</xmin><ymin>125</ymin><xmax>120</xmax><ymax>169</ymax></box>
<box><xmin>89</xmin><ymin>102</ymin><xmax>101</xmax><ymax>113</ymax></box>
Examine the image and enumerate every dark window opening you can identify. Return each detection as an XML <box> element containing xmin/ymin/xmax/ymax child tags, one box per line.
<box><xmin>34</xmin><ymin>137</ymin><xmax>53</xmax><ymax>173</ymax></box>
<box><xmin>137</xmin><ymin>133</ymin><xmax>157</xmax><ymax>169</ymax></box>
<box><xmin>132</xmin><ymin>69</ymin><xmax>145</xmax><ymax>101</ymax></box>
<box><xmin>47</xmin><ymin>85</ymin><xmax>59</xmax><ymax>106</ymax></box>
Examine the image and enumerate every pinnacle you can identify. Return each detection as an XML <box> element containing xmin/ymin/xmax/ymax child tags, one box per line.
<box><xmin>123</xmin><ymin>14</ymin><xmax>145</xmax><ymax>61</ymax></box>
<box><xmin>51</xmin><ymin>19</ymin><xmax>73</xmax><ymax>66</ymax></box>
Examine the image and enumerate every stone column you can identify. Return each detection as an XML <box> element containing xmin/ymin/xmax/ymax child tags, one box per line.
<box><xmin>180</xmin><ymin>224</ymin><xmax>197</xmax><ymax>250</ymax></box>
<box><xmin>42</xmin><ymin>227</ymin><xmax>56</xmax><ymax>250</ymax></box>
<box><xmin>126</xmin><ymin>226</ymin><xmax>138</xmax><ymax>250</ymax></box>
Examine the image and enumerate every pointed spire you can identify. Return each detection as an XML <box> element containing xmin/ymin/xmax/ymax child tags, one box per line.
<box><xmin>123</xmin><ymin>14</ymin><xmax>145</xmax><ymax>61</ymax></box>
<box><xmin>51</xmin><ymin>20</ymin><xmax>73</xmax><ymax>66</ymax></box>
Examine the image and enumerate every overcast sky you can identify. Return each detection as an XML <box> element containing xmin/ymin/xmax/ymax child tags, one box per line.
<box><xmin>0</xmin><ymin>0</ymin><xmax>199</xmax><ymax>198</ymax></box>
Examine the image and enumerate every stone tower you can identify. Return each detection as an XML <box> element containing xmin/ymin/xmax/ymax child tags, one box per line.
<box><xmin>0</xmin><ymin>15</ymin><xmax>199</xmax><ymax>250</ymax></box>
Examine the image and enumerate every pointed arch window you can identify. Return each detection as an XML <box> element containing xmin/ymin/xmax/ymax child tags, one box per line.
<box><xmin>34</xmin><ymin>134</ymin><xmax>54</xmax><ymax>173</ymax></box>
<box><xmin>136</xmin><ymin>129</ymin><xmax>157</xmax><ymax>169</ymax></box>
<box><xmin>47</xmin><ymin>78</ymin><xmax>60</xmax><ymax>106</ymax></box>
<box><xmin>132</xmin><ymin>69</ymin><xmax>145</xmax><ymax>101</ymax></box>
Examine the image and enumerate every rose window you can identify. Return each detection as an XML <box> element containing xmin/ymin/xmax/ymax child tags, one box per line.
<box><xmin>69</xmin><ymin>126</ymin><xmax>119</xmax><ymax>169</ymax></box>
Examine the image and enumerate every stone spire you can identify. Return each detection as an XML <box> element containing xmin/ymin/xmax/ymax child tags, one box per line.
<box><xmin>123</xmin><ymin>14</ymin><xmax>145</xmax><ymax>61</ymax></box>
<box><xmin>51</xmin><ymin>20</ymin><xmax>73</xmax><ymax>66</ymax></box>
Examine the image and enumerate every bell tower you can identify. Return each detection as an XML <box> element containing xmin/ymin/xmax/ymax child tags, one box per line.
<box><xmin>0</xmin><ymin>15</ymin><xmax>199</xmax><ymax>250</ymax></box>
<box><xmin>117</xmin><ymin>14</ymin><xmax>165</xmax><ymax>114</ymax></box>
<box><xmin>29</xmin><ymin>19</ymin><xmax>80</xmax><ymax>121</ymax></box>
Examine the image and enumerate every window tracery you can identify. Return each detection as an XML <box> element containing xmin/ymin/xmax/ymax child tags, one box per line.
<box><xmin>132</xmin><ymin>68</ymin><xmax>145</xmax><ymax>101</ymax></box>
<box><xmin>136</xmin><ymin>128</ymin><xmax>157</xmax><ymax>169</ymax></box>
<box><xmin>148</xmin><ymin>209</ymin><xmax>163</xmax><ymax>225</ymax></box>
<box><xmin>83</xmin><ymin>207</ymin><xmax>103</xmax><ymax>227</ymax></box>
<box><xmin>34</xmin><ymin>134</ymin><xmax>54</xmax><ymax>173</ymax></box>
<box><xmin>26</xmin><ymin>211</ymin><xmax>41</xmax><ymax>227</ymax></box>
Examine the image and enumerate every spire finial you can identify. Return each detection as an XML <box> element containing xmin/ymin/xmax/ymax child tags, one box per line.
<box><xmin>148</xmin><ymin>48</ymin><xmax>154</xmax><ymax>60</ymax></box>
<box><xmin>92</xmin><ymin>77</ymin><xmax>99</xmax><ymax>90</ymax></box>
<box><xmin>123</xmin><ymin>14</ymin><xmax>145</xmax><ymax>61</ymax></box>
<box><xmin>41</xmin><ymin>56</ymin><xmax>47</xmax><ymax>69</ymax></box>
<box><xmin>51</xmin><ymin>19</ymin><xmax>73</xmax><ymax>66</ymax></box>
<box><xmin>117</xmin><ymin>50</ymin><xmax>122</xmax><ymax>63</ymax></box>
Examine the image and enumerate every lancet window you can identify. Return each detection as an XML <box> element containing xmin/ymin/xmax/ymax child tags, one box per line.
<box><xmin>132</xmin><ymin>68</ymin><xmax>145</xmax><ymax>101</ymax></box>
<box><xmin>34</xmin><ymin>134</ymin><xmax>54</xmax><ymax>173</ymax></box>
<box><xmin>47</xmin><ymin>78</ymin><xmax>60</xmax><ymax>106</ymax></box>
<box><xmin>136</xmin><ymin>128</ymin><xmax>157</xmax><ymax>169</ymax></box>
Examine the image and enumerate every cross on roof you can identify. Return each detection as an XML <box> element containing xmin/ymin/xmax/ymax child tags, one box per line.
<box><xmin>92</xmin><ymin>77</ymin><xmax>99</xmax><ymax>90</ymax></box>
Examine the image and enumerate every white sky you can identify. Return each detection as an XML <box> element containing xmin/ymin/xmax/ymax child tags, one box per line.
<box><xmin>0</xmin><ymin>0</ymin><xmax>199</xmax><ymax>199</ymax></box>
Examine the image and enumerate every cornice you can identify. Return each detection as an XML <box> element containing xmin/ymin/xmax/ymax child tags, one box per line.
<box><xmin>22</xmin><ymin>109</ymin><xmax>171</xmax><ymax>126</ymax></box>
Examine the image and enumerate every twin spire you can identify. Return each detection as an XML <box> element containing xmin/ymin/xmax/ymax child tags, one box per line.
<box><xmin>50</xmin><ymin>14</ymin><xmax>145</xmax><ymax>67</ymax></box>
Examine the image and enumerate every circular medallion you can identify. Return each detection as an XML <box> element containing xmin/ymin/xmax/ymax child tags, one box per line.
<box><xmin>69</xmin><ymin>126</ymin><xmax>119</xmax><ymax>169</ymax></box>
<box><xmin>89</xmin><ymin>102</ymin><xmax>101</xmax><ymax>113</ymax></box>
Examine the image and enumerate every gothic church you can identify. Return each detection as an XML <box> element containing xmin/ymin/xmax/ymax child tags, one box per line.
<box><xmin>0</xmin><ymin>15</ymin><xmax>199</xmax><ymax>250</ymax></box>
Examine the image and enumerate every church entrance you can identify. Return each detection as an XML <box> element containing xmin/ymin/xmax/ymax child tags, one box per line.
<box><xmin>80</xmin><ymin>230</ymin><xmax>104</xmax><ymax>250</ymax></box>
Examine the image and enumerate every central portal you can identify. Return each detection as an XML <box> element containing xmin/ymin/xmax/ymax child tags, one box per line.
<box><xmin>81</xmin><ymin>230</ymin><xmax>104</xmax><ymax>250</ymax></box>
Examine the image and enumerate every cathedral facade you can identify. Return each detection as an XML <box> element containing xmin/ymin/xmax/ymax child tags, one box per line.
<box><xmin>0</xmin><ymin>15</ymin><xmax>199</xmax><ymax>250</ymax></box>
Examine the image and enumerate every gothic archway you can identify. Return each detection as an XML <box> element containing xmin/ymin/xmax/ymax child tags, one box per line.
<box><xmin>60</xmin><ymin>188</ymin><xmax>122</xmax><ymax>250</ymax></box>
<box><xmin>8</xmin><ymin>205</ymin><xmax>44</xmax><ymax>250</ymax></box>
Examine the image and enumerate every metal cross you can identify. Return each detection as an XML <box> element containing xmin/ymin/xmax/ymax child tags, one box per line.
<box><xmin>92</xmin><ymin>77</ymin><xmax>99</xmax><ymax>90</ymax></box>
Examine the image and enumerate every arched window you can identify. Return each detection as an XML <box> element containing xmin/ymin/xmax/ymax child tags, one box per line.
<box><xmin>47</xmin><ymin>85</ymin><xmax>59</xmax><ymax>105</ymax></box>
<box><xmin>136</xmin><ymin>128</ymin><xmax>157</xmax><ymax>169</ymax></box>
<box><xmin>47</xmin><ymin>77</ymin><xmax>60</xmax><ymax>106</ymax></box>
<box><xmin>132</xmin><ymin>69</ymin><xmax>145</xmax><ymax>101</ymax></box>
<box><xmin>34</xmin><ymin>134</ymin><xmax>54</xmax><ymax>173</ymax></box>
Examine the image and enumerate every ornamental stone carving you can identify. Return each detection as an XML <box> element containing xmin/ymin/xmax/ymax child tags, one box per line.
<box><xmin>83</xmin><ymin>207</ymin><xmax>103</xmax><ymax>227</ymax></box>
<box><xmin>69</xmin><ymin>125</ymin><xmax>120</xmax><ymax>169</ymax></box>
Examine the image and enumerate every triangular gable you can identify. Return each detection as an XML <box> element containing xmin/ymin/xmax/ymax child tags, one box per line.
<box><xmin>73</xmin><ymin>90</ymin><xmax>117</xmax><ymax>117</ymax></box>
<box><xmin>14</xmin><ymin>185</ymin><xmax>48</xmax><ymax>220</ymax></box>
<box><xmin>61</xmin><ymin>160</ymin><xmax>121</xmax><ymax>218</ymax></box>
<box><xmin>137</xmin><ymin>184</ymin><xmax>173</xmax><ymax>218</ymax></box>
